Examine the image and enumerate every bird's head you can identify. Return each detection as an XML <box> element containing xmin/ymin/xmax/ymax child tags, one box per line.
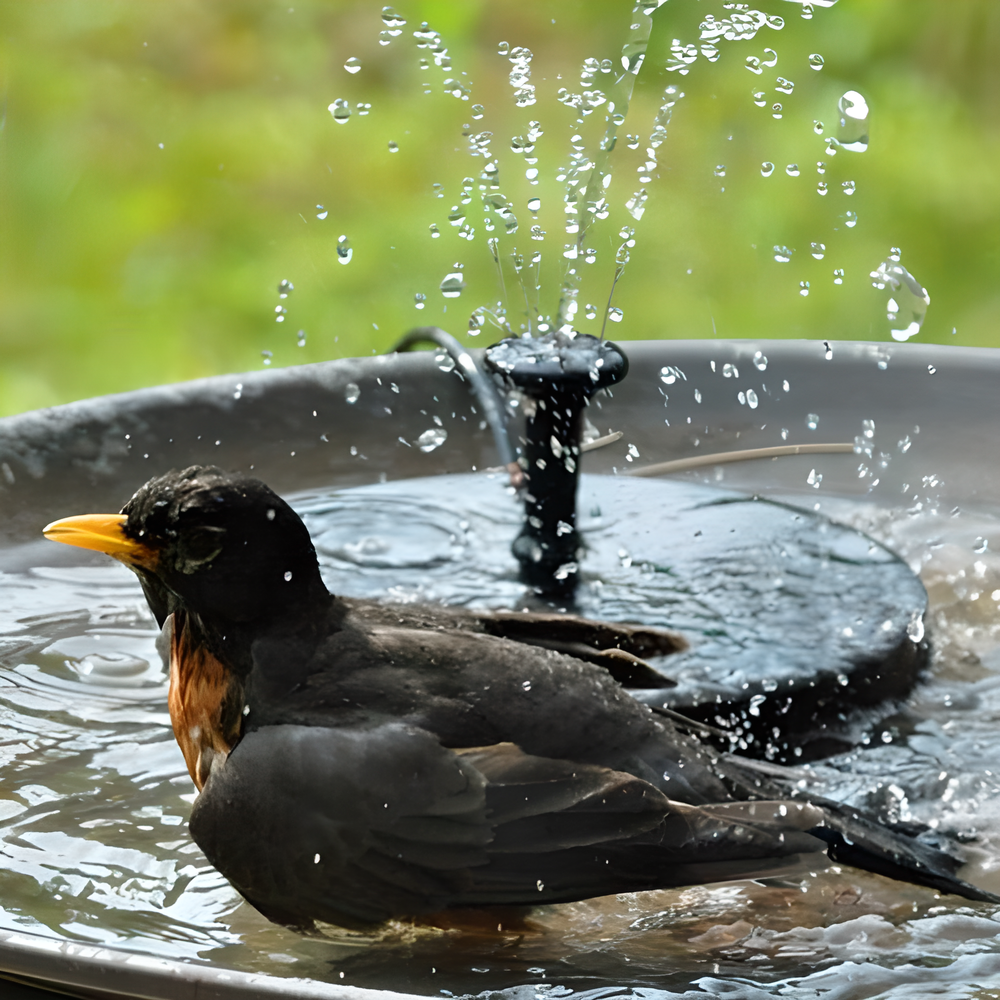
<box><xmin>43</xmin><ymin>466</ymin><xmax>328</xmax><ymax>628</ymax></box>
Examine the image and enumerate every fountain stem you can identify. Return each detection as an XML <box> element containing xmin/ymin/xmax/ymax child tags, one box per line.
<box><xmin>485</xmin><ymin>331</ymin><xmax>628</xmax><ymax>599</ymax></box>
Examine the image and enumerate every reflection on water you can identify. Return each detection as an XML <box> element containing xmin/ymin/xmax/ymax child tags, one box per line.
<box><xmin>3</xmin><ymin>475</ymin><xmax>1000</xmax><ymax>996</ymax></box>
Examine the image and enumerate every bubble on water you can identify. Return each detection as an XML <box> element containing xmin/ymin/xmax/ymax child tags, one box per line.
<box><xmin>440</xmin><ymin>270</ymin><xmax>466</xmax><ymax>298</ymax></box>
<box><xmin>808</xmin><ymin>53</ymin><xmax>824</xmax><ymax>70</ymax></box>
<box><xmin>753</xmin><ymin>90</ymin><xmax>767</xmax><ymax>107</ymax></box>
<box><xmin>775</xmin><ymin>77</ymin><xmax>794</xmax><ymax>94</ymax></box>
<box><xmin>429</xmin><ymin>223</ymin><xmax>440</xmax><ymax>238</ymax></box>
<box><xmin>607</xmin><ymin>307</ymin><xmax>623</xmax><ymax>323</ymax></box>
<box><xmin>837</xmin><ymin>90</ymin><xmax>870</xmax><ymax>152</ymax></box>
<box><xmin>414</xmin><ymin>293</ymin><xmax>426</xmax><ymax>310</ymax></box>
<box><xmin>786</xmin><ymin>163</ymin><xmax>800</xmax><ymax>177</ymax></box>
<box><xmin>388</xmin><ymin>141</ymin><xmax>399</xmax><ymax>153</ymax></box>
<box><xmin>344</xmin><ymin>56</ymin><xmax>361</xmax><ymax>74</ymax></box>
<box><xmin>799</xmin><ymin>280</ymin><xmax>810</xmax><ymax>296</ymax></box>
<box><xmin>315</xmin><ymin>205</ymin><xmax>328</xmax><ymax>219</ymax></box>
<box><xmin>833</xmin><ymin>268</ymin><xmax>844</xmax><ymax>284</ymax></box>
<box><xmin>337</xmin><ymin>235</ymin><xmax>352</xmax><ymax>264</ymax></box>
<box><xmin>842</xmin><ymin>180</ymin><xmax>856</xmax><ymax>195</ymax></box>
<box><xmin>870</xmin><ymin>255</ymin><xmax>931</xmax><ymax>341</ymax></box>
<box><xmin>278</xmin><ymin>279</ymin><xmax>294</xmax><ymax>298</ymax></box>
<box><xmin>810</xmin><ymin>243</ymin><xmax>826</xmax><ymax>259</ymax></box>
<box><xmin>753</xmin><ymin>351</ymin><xmax>768</xmax><ymax>371</ymax></box>
<box><xmin>761</xmin><ymin>161</ymin><xmax>775</xmax><ymax>177</ymax></box>
<box><xmin>806</xmin><ymin>413</ymin><xmax>819</xmax><ymax>430</ymax></box>
<box><xmin>773</xmin><ymin>246</ymin><xmax>793</xmax><ymax>263</ymax></box>
<box><xmin>328</xmin><ymin>99</ymin><xmax>351</xmax><ymax>124</ymax></box>
<box><xmin>845</xmin><ymin>211</ymin><xmax>858</xmax><ymax>228</ymax></box>
<box><xmin>817</xmin><ymin>181</ymin><xmax>828</xmax><ymax>195</ymax></box>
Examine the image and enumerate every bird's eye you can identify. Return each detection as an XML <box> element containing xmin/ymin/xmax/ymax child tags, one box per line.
<box><xmin>176</xmin><ymin>526</ymin><xmax>226</xmax><ymax>574</ymax></box>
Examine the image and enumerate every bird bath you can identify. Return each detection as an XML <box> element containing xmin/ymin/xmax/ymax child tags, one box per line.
<box><xmin>3</xmin><ymin>338</ymin><xmax>1000</xmax><ymax>999</ymax></box>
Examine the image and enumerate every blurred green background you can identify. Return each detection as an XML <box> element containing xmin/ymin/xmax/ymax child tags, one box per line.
<box><xmin>0</xmin><ymin>0</ymin><xmax>998</xmax><ymax>416</ymax></box>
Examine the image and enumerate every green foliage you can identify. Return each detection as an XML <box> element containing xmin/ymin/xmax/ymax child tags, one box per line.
<box><xmin>0</xmin><ymin>0</ymin><xmax>998</xmax><ymax>415</ymax></box>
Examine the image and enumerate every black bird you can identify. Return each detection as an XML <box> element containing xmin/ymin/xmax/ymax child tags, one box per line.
<box><xmin>42</xmin><ymin>466</ymin><xmax>998</xmax><ymax>928</ymax></box>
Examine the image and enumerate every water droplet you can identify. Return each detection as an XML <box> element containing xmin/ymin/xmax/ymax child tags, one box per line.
<box><xmin>775</xmin><ymin>76</ymin><xmax>794</xmax><ymax>95</ymax></box>
<box><xmin>746</xmin><ymin>389</ymin><xmax>759</xmax><ymax>409</ymax></box>
<box><xmin>337</xmin><ymin>235</ymin><xmax>352</xmax><ymax>264</ymax></box>
<box><xmin>388</xmin><ymin>140</ymin><xmax>399</xmax><ymax>153</ymax></box>
<box><xmin>870</xmin><ymin>256</ymin><xmax>929</xmax><ymax>341</ymax></box>
<box><xmin>842</xmin><ymin>180</ymin><xmax>856</xmax><ymax>195</ymax></box>
<box><xmin>440</xmin><ymin>270</ymin><xmax>465</xmax><ymax>298</ymax></box>
<box><xmin>816</xmin><ymin>162</ymin><xmax>826</xmax><ymax>175</ymax></box>
<box><xmin>806</xmin><ymin>413</ymin><xmax>819</xmax><ymax>430</ymax></box>
<box><xmin>345</xmin><ymin>383</ymin><xmax>360</xmax><ymax>404</ymax></box>
<box><xmin>584</xmin><ymin>304</ymin><xmax>597</xmax><ymax>320</ymax></box>
<box><xmin>261</xmin><ymin>350</ymin><xmax>273</xmax><ymax>365</ymax></box>
<box><xmin>745</xmin><ymin>56</ymin><xmax>762</xmax><ymax>75</ymax></box>
<box><xmin>722</xmin><ymin>363</ymin><xmax>739</xmax><ymax>378</ymax></box>
<box><xmin>800</xmin><ymin>3</ymin><xmax>814</xmax><ymax>19</ymax></box>
<box><xmin>275</xmin><ymin>305</ymin><xmax>287</xmax><ymax>322</ymax></box>
<box><xmin>328</xmin><ymin>99</ymin><xmax>351</xmax><ymax>124</ymax></box>
<box><xmin>315</xmin><ymin>205</ymin><xmax>328</xmax><ymax>219</ymax></box>
<box><xmin>813</xmin><ymin>120</ymin><xmax>825</xmax><ymax>135</ymax></box>
<box><xmin>837</xmin><ymin>90</ymin><xmax>870</xmax><ymax>152</ymax></box>
<box><xmin>753</xmin><ymin>352</ymin><xmax>768</xmax><ymax>371</ymax></box>
<box><xmin>907</xmin><ymin>614</ymin><xmax>925</xmax><ymax>643</ymax></box>
<box><xmin>356</xmin><ymin>102</ymin><xmax>371</xmax><ymax>116</ymax></box>
<box><xmin>527</xmin><ymin>197</ymin><xmax>541</xmax><ymax>213</ymax></box>
<box><xmin>608</xmin><ymin>307</ymin><xmax>623</xmax><ymax>323</ymax></box>
<box><xmin>381</xmin><ymin>6</ymin><xmax>406</xmax><ymax>27</ymax></box>
<box><xmin>799</xmin><ymin>281</ymin><xmax>810</xmax><ymax>296</ymax></box>
<box><xmin>344</xmin><ymin>56</ymin><xmax>361</xmax><ymax>74</ymax></box>
<box><xmin>417</xmin><ymin>427</ymin><xmax>448</xmax><ymax>452</ymax></box>
<box><xmin>714</xmin><ymin>165</ymin><xmax>726</xmax><ymax>178</ymax></box>
<box><xmin>807</xmin><ymin>468</ymin><xmax>822</xmax><ymax>488</ymax></box>
<box><xmin>772</xmin><ymin>103</ymin><xmax>782</xmax><ymax>119</ymax></box>
<box><xmin>694</xmin><ymin>388</ymin><xmax>702</xmax><ymax>403</ymax></box>
<box><xmin>773</xmin><ymin>246</ymin><xmax>793</xmax><ymax>263</ymax></box>
<box><xmin>808</xmin><ymin>53</ymin><xmax>824</xmax><ymax>70</ymax></box>
<box><xmin>845</xmin><ymin>211</ymin><xmax>858</xmax><ymax>228</ymax></box>
<box><xmin>429</xmin><ymin>224</ymin><xmax>440</xmax><ymax>238</ymax></box>
<box><xmin>471</xmin><ymin>104</ymin><xmax>485</xmax><ymax>120</ymax></box>
<box><xmin>785</xmin><ymin>163</ymin><xmax>800</xmax><ymax>177</ymax></box>
<box><xmin>413</xmin><ymin>293</ymin><xmax>426</xmax><ymax>311</ymax></box>
<box><xmin>761</xmin><ymin>161</ymin><xmax>775</xmax><ymax>177</ymax></box>
<box><xmin>278</xmin><ymin>279</ymin><xmax>294</xmax><ymax>298</ymax></box>
<box><xmin>497</xmin><ymin>41</ymin><xmax>509</xmax><ymax>56</ymax></box>
<box><xmin>810</xmin><ymin>243</ymin><xmax>826</xmax><ymax>259</ymax></box>
<box><xmin>833</xmin><ymin>268</ymin><xmax>844</xmax><ymax>284</ymax></box>
<box><xmin>927</xmin><ymin>364</ymin><xmax>936</xmax><ymax>375</ymax></box>
<box><xmin>817</xmin><ymin>181</ymin><xmax>828</xmax><ymax>196</ymax></box>
<box><xmin>753</xmin><ymin>90</ymin><xmax>767</xmax><ymax>107</ymax></box>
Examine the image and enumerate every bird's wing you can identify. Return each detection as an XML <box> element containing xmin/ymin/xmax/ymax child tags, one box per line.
<box><xmin>189</xmin><ymin>725</ymin><xmax>827</xmax><ymax>928</ymax></box>
<box><xmin>474</xmin><ymin>610</ymin><xmax>682</xmax><ymax>687</ymax></box>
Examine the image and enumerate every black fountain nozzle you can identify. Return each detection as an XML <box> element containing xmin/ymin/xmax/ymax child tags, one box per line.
<box><xmin>484</xmin><ymin>331</ymin><xmax>629</xmax><ymax>600</ymax></box>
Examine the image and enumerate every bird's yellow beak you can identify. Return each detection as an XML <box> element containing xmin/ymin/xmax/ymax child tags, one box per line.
<box><xmin>42</xmin><ymin>513</ymin><xmax>158</xmax><ymax>568</ymax></box>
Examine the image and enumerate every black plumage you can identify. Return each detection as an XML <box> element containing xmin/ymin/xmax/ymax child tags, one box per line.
<box><xmin>42</xmin><ymin>465</ymin><xmax>999</xmax><ymax>928</ymax></box>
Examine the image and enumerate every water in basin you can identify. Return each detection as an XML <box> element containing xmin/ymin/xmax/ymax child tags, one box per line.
<box><xmin>3</xmin><ymin>471</ymin><xmax>1000</xmax><ymax>997</ymax></box>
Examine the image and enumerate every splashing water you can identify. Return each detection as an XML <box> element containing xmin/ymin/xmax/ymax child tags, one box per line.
<box><xmin>870</xmin><ymin>252</ymin><xmax>931</xmax><ymax>342</ymax></box>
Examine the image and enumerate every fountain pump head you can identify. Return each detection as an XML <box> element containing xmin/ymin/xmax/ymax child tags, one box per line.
<box><xmin>485</xmin><ymin>331</ymin><xmax>629</xmax><ymax>600</ymax></box>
